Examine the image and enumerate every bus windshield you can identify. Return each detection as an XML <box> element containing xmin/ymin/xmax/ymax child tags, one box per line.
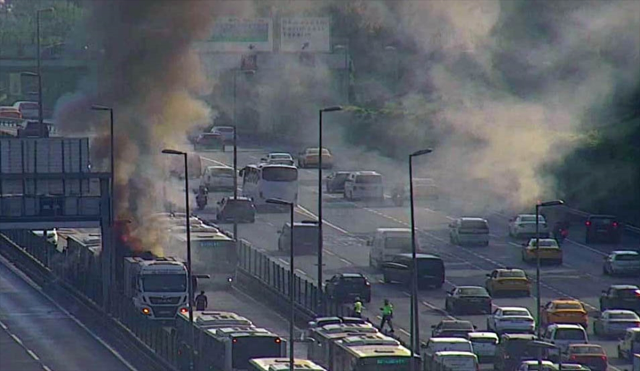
<box><xmin>141</xmin><ymin>274</ymin><xmax>187</xmax><ymax>292</ymax></box>
<box><xmin>357</xmin><ymin>356</ymin><xmax>411</xmax><ymax>371</ymax></box>
<box><xmin>194</xmin><ymin>239</ymin><xmax>236</xmax><ymax>272</ymax></box>
<box><xmin>231</xmin><ymin>336</ymin><xmax>282</xmax><ymax>370</ymax></box>
<box><xmin>262</xmin><ymin>167</ymin><xmax>298</xmax><ymax>182</ymax></box>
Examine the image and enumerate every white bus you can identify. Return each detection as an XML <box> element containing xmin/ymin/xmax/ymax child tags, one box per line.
<box><xmin>248</xmin><ymin>358</ymin><xmax>326</xmax><ymax>371</ymax></box>
<box><xmin>169</xmin><ymin>229</ymin><xmax>237</xmax><ymax>288</ymax></box>
<box><xmin>333</xmin><ymin>334</ymin><xmax>416</xmax><ymax>371</ymax></box>
<box><xmin>240</xmin><ymin>164</ymin><xmax>298</xmax><ymax>207</ymax></box>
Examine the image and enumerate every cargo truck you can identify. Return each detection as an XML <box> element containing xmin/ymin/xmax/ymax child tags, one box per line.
<box><xmin>123</xmin><ymin>256</ymin><xmax>189</xmax><ymax>319</ymax></box>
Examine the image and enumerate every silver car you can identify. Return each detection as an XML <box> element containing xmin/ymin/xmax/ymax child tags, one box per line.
<box><xmin>487</xmin><ymin>306</ymin><xmax>536</xmax><ymax>334</ymax></box>
<box><xmin>603</xmin><ymin>250</ymin><xmax>640</xmax><ymax>276</ymax></box>
<box><xmin>593</xmin><ymin>309</ymin><xmax>640</xmax><ymax>337</ymax></box>
<box><xmin>508</xmin><ymin>214</ymin><xmax>550</xmax><ymax>239</ymax></box>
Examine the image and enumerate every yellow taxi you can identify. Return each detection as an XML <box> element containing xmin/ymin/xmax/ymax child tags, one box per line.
<box><xmin>541</xmin><ymin>299</ymin><xmax>589</xmax><ymax>328</ymax></box>
<box><xmin>521</xmin><ymin>238</ymin><xmax>563</xmax><ymax>265</ymax></box>
<box><xmin>297</xmin><ymin>147</ymin><xmax>333</xmax><ymax>169</ymax></box>
<box><xmin>485</xmin><ymin>268</ymin><xmax>531</xmax><ymax>297</ymax></box>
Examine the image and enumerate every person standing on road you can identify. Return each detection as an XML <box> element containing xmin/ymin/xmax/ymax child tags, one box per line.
<box><xmin>195</xmin><ymin>290</ymin><xmax>208</xmax><ymax>311</ymax></box>
<box><xmin>352</xmin><ymin>297</ymin><xmax>363</xmax><ymax>318</ymax></box>
<box><xmin>379</xmin><ymin>299</ymin><xmax>394</xmax><ymax>333</ymax></box>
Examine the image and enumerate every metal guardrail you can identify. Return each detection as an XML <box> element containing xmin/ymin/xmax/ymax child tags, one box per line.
<box><xmin>0</xmin><ymin>230</ymin><xmax>179</xmax><ymax>371</ymax></box>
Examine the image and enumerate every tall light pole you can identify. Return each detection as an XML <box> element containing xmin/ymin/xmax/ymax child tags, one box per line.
<box><xmin>35</xmin><ymin>7</ymin><xmax>54</xmax><ymax>136</ymax></box>
<box><xmin>317</xmin><ymin>106</ymin><xmax>342</xmax><ymax>314</ymax></box>
<box><xmin>92</xmin><ymin>105</ymin><xmax>115</xmax><ymax>310</ymax></box>
<box><xmin>162</xmin><ymin>149</ymin><xmax>194</xmax><ymax>371</ymax></box>
<box><xmin>409</xmin><ymin>148</ymin><xmax>432</xmax><ymax>369</ymax></box>
<box><xmin>19</xmin><ymin>71</ymin><xmax>43</xmax><ymax>134</ymax></box>
<box><xmin>232</xmin><ymin>69</ymin><xmax>256</xmax><ymax>135</ymax></box>
<box><xmin>266</xmin><ymin>198</ymin><xmax>295</xmax><ymax>371</ymax></box>
<box><xmin>334</xmin><ymin>43</ymin><xmax>349</xmax><ymax>102</ymax></box>
<box><xmin>535</xmin><ymin>199</ymin><xmax>564</xmax><ymax>338</ymax></box>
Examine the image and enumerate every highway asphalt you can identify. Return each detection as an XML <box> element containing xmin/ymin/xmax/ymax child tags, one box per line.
<box><xmin>0</xmin><ymin>256</ymin><xmax>133</xmax><ymax>371</ymax></box>
<box><xmin>194</xmin><ymin>145</ymin><xmax>640</xmax><ymax>370</ymax></box>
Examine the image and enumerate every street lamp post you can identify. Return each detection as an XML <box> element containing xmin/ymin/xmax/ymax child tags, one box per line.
<box><xmin>317</xmin><ymin>106</ymin><xmax>343</xmax><ymax>314</ymax></box>
<box><xmin>162</xmin><ymin>149</ymin><xmax>195</xmax><ymax>371</ymax></box>
<box><xmin>232</xmin><ymin>69</ymin><xmax>256</xmax><ymax>140</ymax></box>
<box><xmin>535</xmin><ymin>200</ymin><xmax>565</xmax><ymax>338</ymax></box>
<box><xmin>35</xmin><ymin>7</ymin><xmax>54</xmax><ymax>136</ymax></box>
<box><xmin>408</xmin><ymin>148</ymin><xmax>432</xmax><ymax>369</ymax></box>
<box><xmin>92</xmin><ymin>105</ymin><xmax>115</xmax><ymax>310</ymax></box>
<box><xmin>266</xmin><ymin>198</ymin><xmax>295</xmax><ymax>371</ymax></box>
<box><xmin>333</xmin><ymin>43</ymin><xmax>350</xmax><ymax>102</ymax></box>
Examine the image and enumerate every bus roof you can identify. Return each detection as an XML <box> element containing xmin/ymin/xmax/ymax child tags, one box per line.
<box><xmin>344</xmin><ymin>345</ymin><xmax>412</xmax><ymax>358</ymax></box>
<box><xmin>179</xmin><ymin>311</ymin><xmax>253</xmax><ymax>328</ymax></box>
<box><xmin>249</xmin><ymin>358</ymin><xmax>326</xmax><ymax>371</ymax></box>
<box><xmin>317</xmin><ymin>323</ymin><xmax>376</xmax><ymax>335</ymax></box>
<box><xmin>339</xmin><ymin>334</ymin><xmax>400</xmax><ymax>347</ymax></box>
<box><xmin>172</xmin><ymin>230</ymin><xmax>232</xmax><ymax>242</ymax></box>
<box><xmin>206</xmin><ymin>327</ymin><xmax>278</xmax><ymax>339</ymax></box>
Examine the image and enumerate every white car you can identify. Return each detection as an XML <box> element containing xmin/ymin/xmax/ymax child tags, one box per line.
<box><xmin>603</xmin><ymin>250</ymin><xmax>640</xmax><ymax>276</ymax></box>
<box><xmin>343</xmin><ymin>171</ymin><xmax>384</xmax><ymax>200</ymax></box>
<box><xmin>517</xmin><ymin>360</ymin><xmax>557</xmax><ymax>371</ymax></box>
<box><xmin>32</xmin><ymin>229</ymin><xmax>58</xmax><ymax>245</ymax></box>
<box><xmin>13</xmin><ymin>101</ymin><xmax>39</xmax><ymax>120</ymax></box>
<box><xmin>261</xmin><ymin>152</ymin><xmax>294</xmax><ymax>166</ymax></box>
<box><xmin>594</xmin><ymin>309</ymin><xmax>640</xmax><ymax>337</ymax></box>
<box><xmin>210</xmin><ymin>125</ymin><xmax>235</xmax><ymax>143</ymax></box>
<box><xmin>487</xmin><ymin>306</ymin><xmax>535</xmax><ymax>334</ymax></box>
<box><xmin>618</xmin><ymin>327</ymin><xmax>640</xmax><ymax>360</ymax></box>
<box><xmin>509</xmin><ymin>214</ymin><xmax>549</xmax><ymax>239</ymax></box>
<box><xmin>201</xmin><ymin>165</ymin><xmax>236</xmax><ymax>191</ymax></box>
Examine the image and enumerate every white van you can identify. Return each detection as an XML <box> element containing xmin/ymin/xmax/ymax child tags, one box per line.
<box><xmin>542</xmin><ymin>324</ymin><xmax>588</xmax><ymax>354</ymax></box>
<box><xmin>432</xmin><ymin>351</ymin><xmax>478</xmax><ymax>371</ymax></box>
<box><xmin>343</xmin><ymin>171</ymin><xmax>384</xmax><ymax>200</ymax></box>
<box><xmin>202</xmin><ymin>165</ymin><xmax>236</xmax><ymax>191</ymax></box>
<box><xmin>449</xmin><ymin>217</ymin><xmax>490</xmax><ymax>246</ymax></box>
<box><xmin>368</xmin><ymin>228</ymin><xmax>420</xmax><ymax>269</ymax></box>
<box><xmin>466</xmin><ymin>332</ymin><xmax>498</xmax><ymax>363</ymax></box>
<box><xmin>422</xmin><ymin>337</ymin><xmax>474</xmax><ymax>371</ymax></box>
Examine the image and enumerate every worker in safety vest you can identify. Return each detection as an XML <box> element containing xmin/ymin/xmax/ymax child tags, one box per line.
<box><xmin>195</xmin><ymin>291</ymin><xmax>208</xmax><ymax>311</ymax></box>
<box><xmin>352</xmin><ymin>297</ymin><xmax>363</xmax><ymax>318</ymax></box>
<box><xmin>379</xmin><ymin>299</ymin><xmax>394</xmax><ymax>332</ymax></box>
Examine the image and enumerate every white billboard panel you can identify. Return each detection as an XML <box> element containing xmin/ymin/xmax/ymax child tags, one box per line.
<box><xmin>280</xmin><ymin>17</ymin><xmax>331</xmax><ymax>52</ymax></box>
<box><xmin>201</xmin><ymin>17</ymin><xmax>273</xmax><ymax>52</ymax></box>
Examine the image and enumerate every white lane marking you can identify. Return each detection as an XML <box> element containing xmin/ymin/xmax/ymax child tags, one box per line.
<box><xmin>508</xmin><ymin>242</ymin><xmax>521</xmax><ymax>247</ymax></box>
<box><xmin>0</xmin><ymin>255</ymin><xmax>138</xmax><ymax>371</ymax></box>
<box><xmin>421</xmin><ymin>301</ymin><xmax>456</xmax><ymax>320</ymax></box>
<box><xmin>399</xmin><ymin>329</ymin><xmax>411</xmax><ymax>336</ymax></box>
<box><xmin>1</xmin><ymin>318</ymin><xmax>53</xmax><ymax>371</ymax></box>
<box><xmin>565</xmin><ymin>238</ymin><xmax>607</xmax><ymax>256</ymax></box>
<box><xmin>295</xmin><ymin>269</ymin><xmax>307</xmax><ymax>276</ymax></box>
<box><xmin>339</xmin><ymin>258</ymin><xmax>351</xmax><ymax>265</ymax></box>
<box><xmin>278</xmin><ymin>258</ymin><xmax>289</xmax><ymax>265</ymax></box>
<box><xmin>296</xmin><ymin>205</ymin><xmax>353</xmax><ymax>236</ymax></box>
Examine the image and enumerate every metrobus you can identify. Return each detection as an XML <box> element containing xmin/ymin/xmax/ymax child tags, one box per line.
<box><xmin>333</xmin><ymin>334</ymin><xmax>416</xmax><ymax>371</ymax></box>
<box><xmin>199</xmin><ymin>327</ymin><xmax>286</xmax><ymax>371</ymax></box>
<box><xmin>307</xmin><ymin>323</ymin><xmax>378</xmax><ymax>368</ymax></box>
<box><xmin>240</xmin><ymin>164</ymin><xmax>298</xmax><ymax>207</ymax></box>
<box><xmin>169</xmin><ymin>229</ymin><xmax>237</xmax><ymax>288</ymax></box>
<box><xmin>248</xmin><ymin>358</ymin><xmax>326</xmax><ymax>371</ymax></box>
<box><xmin>176</xmin><ymin>310</ymin><xmax>254</xmax><ymax>339</ymax></box>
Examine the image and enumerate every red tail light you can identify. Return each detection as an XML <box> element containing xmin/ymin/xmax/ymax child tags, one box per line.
<box><xmin>585</xmin><ymin>221</ymin><xmax>591</xmax><ymax>226</ymax></box>
<box><xmin>601</xmin><ymin>355</ymin><xmax>608</xmax><ymax>361</ymax></box>
<box><xmin>275</xmin><ymin>338</ymin><xmax>282</xmax><ymax>343</ymax></box>
<box><xmin>570</xmin><ymin>355</ymin><xmax>577</xmax><ymax>360</ymax></box>
<box><xmin>612</xmin><ymin>222</ymin><xmax>619</xmax><ymax>228</ymax></box>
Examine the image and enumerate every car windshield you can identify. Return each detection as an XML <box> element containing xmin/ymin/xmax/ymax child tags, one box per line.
<box><xmin>356</xmin><ymin>175</ymin><xmax>382</xmax><ymax>184</ymax></box>
<box><xmin>618</xmin><ymin>289</ymin><xmax>640</xmax><ymax>298</ymax></box>
<box><xmin>503</xmin><ymin>309</ymin><xmax>531</xmax><ymax>317</ymax></box>
<box><xmin>308</xmin><ymin>148</ymin><xmax>330</xmax><ymax>155</ymax></box>
<box><xmin>210</xmin><ymin>167</ymin><xmax>234</xmax><ymax>177</ymax></box>
<box><xmin>442</xmin><ymin>321</ymin><xmax>473</xmax><ymax>330</ymax></box>
<box><xmin>500</xmin><ymin>270</ymin><xmax>526</xmax><ymax>278</ymax></box>
<box><xmin>555</xmin><ymin>329</ymin><xmax>586</xmax><ymax>340</ymax></box>
<box><xmin>225</xmin><ymin>199</ymin><xmax>254</xmax><ymax>212</ymax></box>
<box><xmin>609</xmin><ymin>312</ymin><xmax>639</xmax><ymax>320</ymax></box>
<box><xmin>270</xmin><ymin>154</ymin><xmax>291</xmax><ymax>159</ymax></box>
<box><xmin>616</xmin><ymin>254</ymin><xmax>640</xmax><ymax>261</ymax></box>
<box><xmin>570</xmin><ymin>346</ymin><xmax>604</xmax><ymax>354</ymax></box>
<box><xmin>457</xmin><ymin>287</ymin><xmax>488</xmax><ymax>296</ymax></box>
<box><xmin>417</xmin><ymin>259</ymin><xmax>444</xmax><ymax>275</ymax></box>
<box><xmin>141</xmin><ymin>274</ymin><xmax>187</xmax><ymax>292</ymax></box>
<box><xmin>262</xmin><ymin>167</ymin><xmax>298</xmax><ymax>182</ymax></box>
<box><xmin>460</xmin><ymin>220</ymin><xmax>488</xmax><ymax>229</ymax></box>
<box><xmin>19</xmin><ymin>102</ymin><xmax>39</xmax><ymax>110</ymax></box>
<box><xmin>555</xmin><ymin>303</ymin><xmax>583</xmax><ymax>310</ymax></box>
<box><xmin>292</xmin><ymin>226</ymin><xmax>319</xmax><ymax>242</ymax></box>
<box><xmin>385</xmin><ymin>236</ymin><xmax>412</xmax><ymax>250</ymax></box>
<box><xmin>520</xmin><ymin>216</ymin><xmax>545</xmax><ymax>223</ymax></box>
<box><xmin>533</xmin><ymin>240</ymin><xmax>559</xmax><ymax>248</ymax></box>
<box><xmin>471</xmin><ymin>337</ymin><xmax>498</xmax><ymax>344</ymax></box>
<box><xmin>335</xmin><ymin>173</ymin><xmax>349</xmax><ymax>181</ymax></box>
<box><xmin>592</xmin><ymin>218</ymin><xmax>615</xmax><ymax>225</ymax></box>
<box><xmin>340</xmin><ymin>276</ymin><xmax>366</xmax><ymax>287</ymax></box>
<box><xmin>215</xmin><ymin>127</ymin><xmax>234</xmax><ymax>132</ymax></box>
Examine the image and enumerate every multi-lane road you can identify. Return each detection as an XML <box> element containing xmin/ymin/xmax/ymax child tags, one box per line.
<box><xmin>194</xmin><ymin>144</ymin><xmax>639</xmax><ymax>370</ymax></box>
<box><xmin>0</xmin><ymin>255</ymin><xmax>133</xmax><ymax>371</ymax></box>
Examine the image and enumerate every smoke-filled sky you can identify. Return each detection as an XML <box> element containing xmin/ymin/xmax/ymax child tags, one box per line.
<box><xmin>54</xmin><ymin>0</ymin><xmax>639</xmax><ymax>249</ymax></box>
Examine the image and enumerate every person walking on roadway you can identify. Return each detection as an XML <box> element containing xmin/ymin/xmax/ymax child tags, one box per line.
<box><xmin>195</xmin><ymin>291</ymin><xmax>208</xmax><ymax>311</ymax></box>
<box><xmin>379</xmin><ymin>299</ymin><xmax>394</xmax><ymax>333</ymax></box>
<box><xmin>352</xmin><ymin>297</ymin><xmax>363</xmax><ymax>318</ymax></box>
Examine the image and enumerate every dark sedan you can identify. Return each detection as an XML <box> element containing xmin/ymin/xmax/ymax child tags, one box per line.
<box><xmin>215</xmin><ymin>197</ymin><xmax>256</xmax><ymax>223</ymax></box>
<box><xmin>431</xmin><ymin>319</ymin><xmax>476</xmax><ymax>338</ymax></box>
<box><xmin>445</xmin><ymin>286</ymin><xmax>492</xmax><ymax>314</ymax></box>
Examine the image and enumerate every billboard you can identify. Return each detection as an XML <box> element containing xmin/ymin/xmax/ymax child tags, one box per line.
<box><xmin>202</xmin><ymin>17</ymin><xmax>273</xmax><ymax>52</ymax></box>
<box><xmin>280</xmin><ymin>17</ymin><xmax>331</xmax><ymax>52</ymax></box>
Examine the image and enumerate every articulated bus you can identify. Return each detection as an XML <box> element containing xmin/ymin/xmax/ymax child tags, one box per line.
<box><xmin>248</xmin><ymin>357</ymin><xmax>326</xmax><ymax>371</ymax></box>
<box><xmin>332</xmin><ymin>334</ymin><xmax>416</xmax><ymax>371</ymax></box>
<box><xmin>176</xmin><ymin>310</ymin><xmax>254</xmax><ymax>339</ymax></box>
<box><xmin>199</xmin><ymin>327</ymin><xmax>286</xmax><ymax>371</ymax></box>
<box><xmin>307</xmin><ymin>323</ymin><xmax>378</xmax><ymax>368</ymax></box>
<box><xmin>240</xmin><ymin>163</ymin><xmax>298</xmax><ymax>207</ymax></box>
<box><xmin>169</xmin><ymin>229</ymin><xmax>237</xmax><ymax>288</ymax></box>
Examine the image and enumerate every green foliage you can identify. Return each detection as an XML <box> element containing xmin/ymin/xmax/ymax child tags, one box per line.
<box><xmin>0</xmin><ymin>0</ymin><xmax>84</xmax><ymax>46</ymax></box>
